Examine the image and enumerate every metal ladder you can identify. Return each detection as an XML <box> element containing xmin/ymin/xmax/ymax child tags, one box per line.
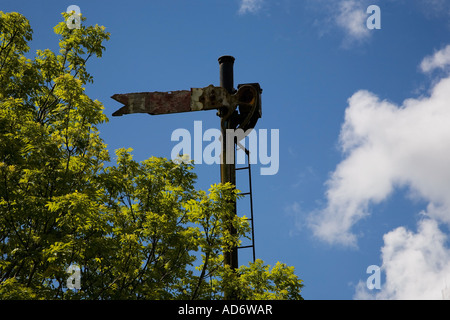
<box><xmin>235</xmin><ymin>143</ymin><xmax>256</xmax><ymax>263</ymax></box>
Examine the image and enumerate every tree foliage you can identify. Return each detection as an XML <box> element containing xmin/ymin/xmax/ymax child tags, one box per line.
<box><xmin>0</xmin><ymin>11</ymin><xmax>304</xmax><ymax>300</ymax></box>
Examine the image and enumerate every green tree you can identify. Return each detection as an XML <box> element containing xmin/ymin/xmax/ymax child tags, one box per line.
<box><xmin>0</xmin><ymin>11</ymin><xmax>304</xmax><ymax>300</ymax></box>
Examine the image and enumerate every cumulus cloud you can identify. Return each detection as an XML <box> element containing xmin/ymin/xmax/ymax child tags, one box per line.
<box><xmin>308</xmin><ymin>48</ymin><xmax>450</xmax><ymax>247</ymax></box>
<box><xmin>354</xmin><ymin>219</ymin><xmax>450</xmax><ymax>299</ymax></box>
<box><xmin>238</xmin><ymin>0</ymin><xmax>264</xmax><ymax>15</ymax></box>
<box><xmin>420</xmin><ymin>44</ymin><xmax>450</xmax><ymax>73</ymax></box>
<box><xmin>306</xmin><ymin>44</ymin><xmax>450</xmax><ymax>298</ymax></box>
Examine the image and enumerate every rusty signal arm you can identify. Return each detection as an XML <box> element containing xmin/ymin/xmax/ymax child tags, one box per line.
<box><xmin>111</xmin><ymin>84</ymin><xmax>259</xmax><ymax>118</ymax></box>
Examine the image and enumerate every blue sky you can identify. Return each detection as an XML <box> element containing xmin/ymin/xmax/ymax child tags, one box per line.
<box><xmin>5</xmin><ymin>0</ymin><xmax>450</xmax><ymax>299</ymax></box>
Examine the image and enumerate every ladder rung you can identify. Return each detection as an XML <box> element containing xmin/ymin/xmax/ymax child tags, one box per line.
<box><xmin>238</xmin><ymin>245</ymin><xmax>254</xmax><ymax>249</ymax></box>
<box><xmin>240</xmin><ymin>192</ymin><xmax>251</xmax><ymax>196</ymax></box>
<box><xmin>236</xmin><ymin>166</ymin><xmax>250</xmax><ymax>171</ymax></box>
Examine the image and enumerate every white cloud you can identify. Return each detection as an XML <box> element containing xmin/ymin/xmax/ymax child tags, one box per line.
<box><xmin>308</xmin><ymin>0</ymin><xmax>374</xmax><ymax>47</ymax></box>
<box><xmin>335</xmin><ymin>0</ymin><xmax>371</xmax><ymax>43</ymax></box>
<box><xmin>305</xmin><ymin>44</ymin><xmax>450</xmax><ymax>298</ymax></box>
<box><xmin>238</xmin><ymin>0</ymin><xmax>264</xmax><ymax>15</ymax></box>
<box><xmin>420</xmin><ymin>44</ymin><xmax>450</xmax><ymax>73</ymax></box>
<box><xmin>308</xmin><ymin>48</ymin><xmax>450</xmax><ymax>247</ymax></box>
<box><xmin>354</xmin><ymin>219</ymin><xmax>450</xmax><ymax>299</ymax></box>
